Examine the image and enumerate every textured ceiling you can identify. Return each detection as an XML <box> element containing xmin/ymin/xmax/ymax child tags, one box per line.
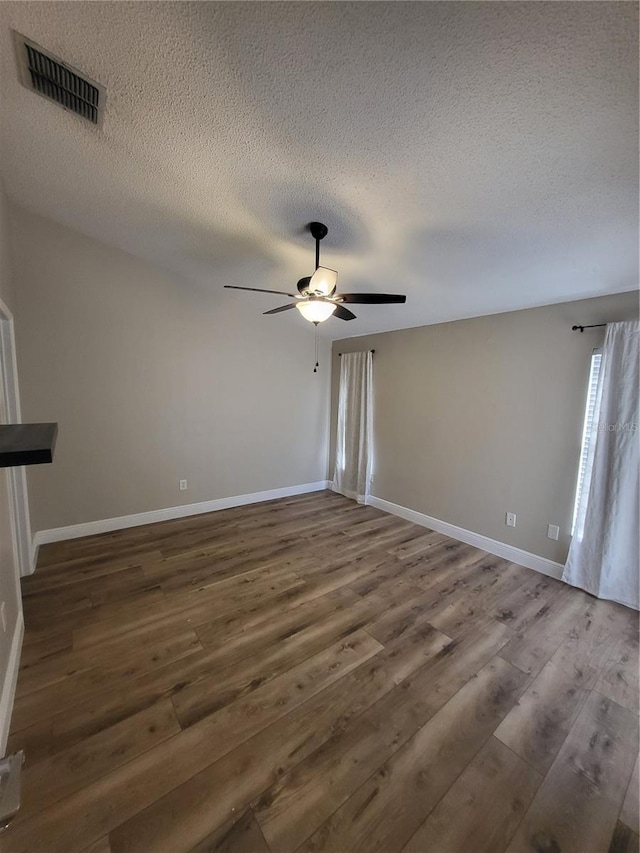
<box><xmin>0</xmin><ymin>2</ymin><xmax>637</xmax><ymax>338</ymax></box>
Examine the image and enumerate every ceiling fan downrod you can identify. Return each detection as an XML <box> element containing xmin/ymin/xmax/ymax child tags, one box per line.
<box><xmin>308</xmin><ymin>221</ymin><xmax>328</xmax><ymax>271</ymax></box>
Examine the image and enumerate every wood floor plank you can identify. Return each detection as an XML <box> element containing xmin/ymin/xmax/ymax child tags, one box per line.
<box><xmin>400</xmin><ymin>736</ymin><xmax>541</xmax><ymax>853</ymax></box>
<box><xmin>254</xmin><ymin>686</ymin><xmax>426</xmax><ymax>853</ymax></box>
<box><xmin>24</xmin><ymin>565</ymin><xmax>160</xmax><ymax>615</ymax></box>
<box><xmin>494</xmin><ymin>658</ymin><xmax>592</xmax><ymax>774</ymax></box>
<box><xmin>40</xmin><ymin>595</ymin><xmax>360</xmax><ymax>754</ymax></box>
<box><xmin>30</xmin><ymin>548</ymin><xmax>163</xmax><ymax>588</ymax></box>
<box><xmin>80</xmin><ymin>838</ymin><xmax>112</xmax><ymax>853</ymax></box>
<box><xmin>621</xmin><ymin>754</ymin><xmax>640</xmax><ymax>835</ymax></box>
<box><xmin>23</xmin><ymin>585</ymin><xmax>93</xmax><ymax>621</ymax></box>
<box><xmin>72</xmin><ymin>569</ymin><xmax>305</xmax><ymax>651</ymax></box>
<box><xmin>365</xmin><ymin>589</ymin><xmax>447</xmax><ymax>646</ymax></box>
<box><xmin>402</xmin><ymin>617</ymin><xmax>512</xmax><ymax>700</ymax></box>
<box><xmin>341</xmin><ymin>514</ymin><xmax>402</xmax><ymax>538</ymax></box>
<box><xmin>297</xmin><ymin>656</ymin><xmax>527</xmax><ymax>853</ymax></box>
<box><xmin>6</xmin><ymin>632</ymin><xmax>381</xmax><ymax>853</ymax></box>
<box><xmin>338</xmin><ymin>555</ymin><xmax>408</xmax><ymax>597</ymax></box>
<box><xmin>506</xmin><ymin>691</ymin><xmax>639</xmax><ymax>853</ymax></box>
<box><xmin>252</xmin><ymin>604</ymin><xmax>508</xmax><ymax>851</ymax></box>
<box><xmin>18</xmin><ymin>631</ymin><xmax>73</xmax><ymax>669</ymax></box>
<box><xmin>551</xmin><ymin>597</ymin><xmax>638</xmax><ymax>682</ymax></box>
<box><xmin>6</xmin><ymin>717</ymin><xmax>54</xmax><ymax>765</ymax></box>
<box><xmin>172</xmin><ymin>597</ymin><xmax>379</xmax><ymax>728</ymax></box>
<box><xmin>15</xmin><ymin>699</ymin><xmax>181</xmax><ymax>822</ymax></box>
<box><xmin>188</xmin><ymin>809</ymin><xmax>271</xmax><ymax>853</ymax></box>
<box><xmin>251</xmin><ymin>625</ymin><xmax>453</xmax><ymax>853</ymax></box>
<box><xmin>429</xmin><ymin>562</ymin><xmax>553</xmax><ymax>638</ymax></box>
<box><xmin>15</xmin><ymin>623</ymin><xmax>202</xmax><ymax>700</ymax></box>
<box><xmin>195</xmin><ymin>586</ymin><xmax>356</xmax><ymax>651</ymax></box>
<box><xmin>595</xmin><ymin>634</ymin><xmax>640</xmax><ymax>715</ymax></box>
<box><xmin>340</xmin><ymin>516</ymin><xmax>415</xmax><ymax>542</ymax></box>
<box><xmin>6</xmin><ymin>492</ymin><xmax>638</xmax><ymax>853</ymax></box>
<box><xmin>193</xmin><ymin>583</ymin><xmax>360</xmax><ymax>652</ymax></box>
<box><xmin>387</xmin><ymin>529</ymin><xmax>446</xmax><ymax>560</ymax></box>
<box><xmin>150</xmin><ymin>540</ymin><xmax>303</xmax><ymax>595</ymax></box>
<box><xmin>21</xmin><ymin>585</ymin><xmax>167</xmax><ymax>648</ymax></box>
<box><xmin>423</xmin><ymin>558</ymin><xmax>515</xmax><ymax>634</ymax></box>
<box><xmin>11</xmin><ymin>630</ymin><xmax>203</xmax><ymax>733</ymax></box>
<box><xmin>108</xmin><ymin>625</ymin><xmax>451</xmax><ymax>853</ymax></box>
<box><xmin>499</xmin><ymin>585</ymin><xmax>588</xmax><ymax>677</ymax></box>
<box><xmin>403</xmin><ymin>552</ymin><xmax>510</xmax><ymax>626</ymax></box>
<box><xmin>400</xmin><ymin>538</ymin><xmax>488</xmax><ymax>581</ymax></box>
<box><xmin>102</xmin><ymin>604</ymin><xmax>476</xmax><ymax>849</ymax></box>
<box><xmin>608</xmin><ymin>821</ymin><xmax>640</xmax><ymax>853</ymax></box>
<box><xmin>490</xmin><ymin>570</ymin><xmax>561</xmax><ymax>631</ymax></box>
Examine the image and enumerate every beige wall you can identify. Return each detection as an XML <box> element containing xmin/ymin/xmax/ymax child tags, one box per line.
<box><xmin>332</xmin><ymin>290</ymin><xmax>639</xmax><ymax>563</ymax></box>
<box><xmin>10</xmin><ymin>207</ymin><xmax>330</xmax><ymax>533</ymax></box>
<box><xmin>0</xmin><ymin>182</ymin><xmax>21</xmax><ymax>750</ymax></box>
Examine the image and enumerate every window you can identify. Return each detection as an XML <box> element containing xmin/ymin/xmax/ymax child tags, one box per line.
<box><xmin>572</xmin><ymin>348</ymin><xmax>602</xmax><ymax>534</ymax></box>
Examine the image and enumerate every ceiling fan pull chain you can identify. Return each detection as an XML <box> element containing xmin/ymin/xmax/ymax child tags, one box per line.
<box><xmin>313</xmin><ymin>322</ymin><xmax>319</xmax><ymax>373</ymax></box>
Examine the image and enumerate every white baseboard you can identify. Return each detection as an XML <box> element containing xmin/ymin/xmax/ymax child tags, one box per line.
<box><xmin>0</xmin><ymin>611</ymin><xmax>23</xmax><ymax>757</ymax></box>
<box><xmin>33</xmin><ymin>481</ymin><xmax>331</xmax><ymax>548</ymax></box>
<box><xmin>367</xmin><ymin>495</ymin><xmax>564</xmax><ymax>580</ymax></box>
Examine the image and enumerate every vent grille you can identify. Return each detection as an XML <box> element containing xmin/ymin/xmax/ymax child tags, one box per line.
<box><xmin>14</xmin><ymin>34</ymin><xmax>105</xmax><ymax>126</ymax></box>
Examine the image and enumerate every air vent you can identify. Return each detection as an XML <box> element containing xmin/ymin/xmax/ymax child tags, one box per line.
<box><xmin>14</xmin><ymin>33</ymin><xmax>105</xmax><ymax>126</ymax></box>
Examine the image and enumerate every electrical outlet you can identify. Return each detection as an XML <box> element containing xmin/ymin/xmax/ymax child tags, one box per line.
<box><xmin>505</xmin><ymin>512</ymin><xmax>517</xmax><ymax>528</ymax></box>
<box><xmin>547</xmin><ymin>523</ymin><xmax>560</xmax><ymax>541</ymax></box>
<box><xmin>179</xmin><ymin>480</ymin><xmax>188</xmax><ymax>491</ymax></box>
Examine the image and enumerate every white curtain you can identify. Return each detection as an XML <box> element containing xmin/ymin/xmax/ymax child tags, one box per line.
<box><xmin>563</xmin><ymin>320</ymin><xmax>639</xmax><ymax>610</ymax></box>
<box><xmin>333</xmin><ymin>351</ymin><xmax>373</xmax><ymax>503</ymax></box>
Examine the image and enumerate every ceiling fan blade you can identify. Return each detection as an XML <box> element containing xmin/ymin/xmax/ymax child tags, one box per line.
<box><xmin>263</xmin><ymin>303</ymin><xmax>297</xmax><ymax>315</ymax></box>
<box><xmin>224</xmin><ymin>285</ymin><xmax>298</xmax><ymax>297</ymax></box>
<box><xmin>337</xmin><ymin>293</ymin><xmax>407</xmax><ymax>304</ymax></box>
<box><xmin>333</xmin><ymin>304</ymin><xmax>357</xmax><ymax>321</ymax></box>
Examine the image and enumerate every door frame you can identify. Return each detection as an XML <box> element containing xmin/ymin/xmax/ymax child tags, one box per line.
<box><xmin>0</xmin><ymin>297</ymin><xmax>33</xmax><ymax>576</ymax></box>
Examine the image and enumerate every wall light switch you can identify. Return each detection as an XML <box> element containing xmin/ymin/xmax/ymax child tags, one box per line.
<box><xmin>547</xmin><ymin>523</ymin><xmax>560</xmax><ymax>541</ymax></box>
<box><xmin>0</xmin><ymin>602</ymin><xmax>6</xmax><ymax>633</ymax></box>
<box><xmin>505</xmin><ymin>512</ymin><xmax>517</xmax><ymax>528</ymax></box>
<box><xmin>179</xmin><ymin>480</ymin><xmax>188</xmax><ymax>491</ymax></box>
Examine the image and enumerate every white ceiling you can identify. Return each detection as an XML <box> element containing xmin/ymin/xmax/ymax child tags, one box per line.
<box><xmin>0</xmin><ymin>2</ymin><xmax>637</xmax><ymax>338</ymax></box>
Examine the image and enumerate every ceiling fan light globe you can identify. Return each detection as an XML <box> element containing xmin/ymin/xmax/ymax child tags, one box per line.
<box><xmin>308</xmin><ymin>266</ymin><xmax>338</xmax><ymax>296</ymax></box>
<box><xmin>296</xmin><ymin>300</ymin><xmax>337</xmax><ymax>323</ymax></box>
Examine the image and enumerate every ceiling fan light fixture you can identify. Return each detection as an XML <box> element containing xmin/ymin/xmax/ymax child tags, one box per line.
<box><xmin>296</xmin><ymin>300</ymin><xmax>337</xmax><ymax>323</ymax></box>
<box><xmin>308</xmin><ymin>266</ymin><xmax>338</xmax><ymax>296</ymax></box>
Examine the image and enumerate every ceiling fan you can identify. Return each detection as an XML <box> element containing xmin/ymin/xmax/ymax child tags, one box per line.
<box><xmin>224</xmin><ymin>222</ymin><xmax>407</xmax><ymax>323</ymax></box>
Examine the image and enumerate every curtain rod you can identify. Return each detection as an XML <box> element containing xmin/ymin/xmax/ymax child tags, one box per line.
<box><xmin>338</xmin><ymin>350</ymin><xmax>375</xmax><ymax>356</ymax></box>
<box><xmin>572</xmin><ymin>324</ymin><xmax>607</xmax><ymax>333</ymax></box>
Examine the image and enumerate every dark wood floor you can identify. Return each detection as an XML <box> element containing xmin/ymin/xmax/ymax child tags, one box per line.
<box><xmin>4</xmin><ymin>491</ymin><xmax>639</xmax><ymax>853</ymax></box>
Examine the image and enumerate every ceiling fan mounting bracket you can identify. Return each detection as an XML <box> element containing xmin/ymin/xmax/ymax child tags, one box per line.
<box><xmin>308</xmin><ymin>222</ymin><xmax>328</xmax><ymax>241</ymax></box>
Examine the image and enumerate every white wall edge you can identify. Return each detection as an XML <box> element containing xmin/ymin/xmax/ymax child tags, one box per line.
<box><xmin>33</xmin><ymin>481</ymin><xmax>331</xmax><ymax>548</ymax></box>
<box><xmin>0</xmin><ymin>610</ymin><xmax>23</xmax><ymax>757</ymax></box>
<box><xmin>366</xmin><ymin>495</ymin><xmax>564</xmax><ymax>580</ymax></box>
<box><xmin>28</xmin><ymin>542</ymin><xmax>39</xmax><ymax>576</ymax></box>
